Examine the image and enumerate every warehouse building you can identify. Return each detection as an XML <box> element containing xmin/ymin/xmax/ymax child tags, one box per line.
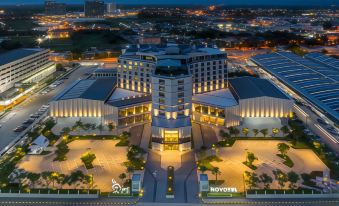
<box><xmin>251</xmin><ymin>52</ymin><xmax>339</xmax><ymax>123</ymax></box>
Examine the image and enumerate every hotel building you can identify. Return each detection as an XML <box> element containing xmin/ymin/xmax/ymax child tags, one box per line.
<box><xmin>51</xmin><ymin>44</ymin><xmax>293</xmax><ymax>151</ymax></box>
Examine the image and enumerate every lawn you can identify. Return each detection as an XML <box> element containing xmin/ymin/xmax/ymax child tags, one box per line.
<box><xmin>41</xmin><ymin>30</ymin><xmax>127</xmax><ymax>52</ymax></box>
<box><xmin>276</xmin><ymin>154</ymin><xmax>294</xmax><ymax>168</ymax></box>
<box><xmin>198</xmin><ymin>155</ymin><xmax>222</xmax><ymax>171</ymax></box>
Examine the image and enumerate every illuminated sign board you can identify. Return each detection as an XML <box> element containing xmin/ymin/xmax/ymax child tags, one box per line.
<box><xmin>210</xmin><ymin>187</ymin><xmax>237</xmax><ymax>193</ymax></box>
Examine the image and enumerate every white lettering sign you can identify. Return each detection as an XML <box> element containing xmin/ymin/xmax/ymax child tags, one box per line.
<box><xmin>210</xmin><ymin>187</ymin><xmax>237</xmax><ymax>193</ymax></box>
<box><xmin>112</xmin><ymin>178</ymin><xmax>130</xmax><ymax>194</ymax></box>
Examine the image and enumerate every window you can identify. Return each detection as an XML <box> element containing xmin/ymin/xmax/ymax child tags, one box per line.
<box><xmin>178</xmin><ymin>98</ymin><xmax>184</xmax><ymax>103</ymax></box>
<box><xmin>178</xmin><ymin>92</ymin><xmax>184</xmax><ymax>98</ymax></box>
<box><xmin>159</xmin><ymin>79</ymin><xmax>165</xmax><ymax>85</ymax></box>
<box><xmin>159</xmin><ymin>98</ymin><xmax>165</xmax><ymax>104</ymax></box>
<box><xmin>178</xmin><ymin>80</ymin><xmax>184</xmax><ymax>85</ymax></box>
<box><xmin>178</xmin><ymin>105</ymin><xmax>184</xmax><ymax>110</ymax></box>
<box><xmin>159</xmin><ymin>92</ymin><xmax>165</xmax><ymax>98</ymax></box>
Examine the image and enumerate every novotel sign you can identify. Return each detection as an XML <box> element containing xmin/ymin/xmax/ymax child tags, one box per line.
<box><xmin>210</xmin><ymin>187</ymin><xmax>238</xmax><ymax>193</ymax></box>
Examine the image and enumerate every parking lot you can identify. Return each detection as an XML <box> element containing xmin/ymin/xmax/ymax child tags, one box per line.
<box><xmin>18</xmin><ymin>140</ymin><xmax>127</xmax><ymax>191</ymax></box>
<box><xmin>206</xmin><ymin>140</ymin><xmax>328</xmax><ymax>192</ymax></box>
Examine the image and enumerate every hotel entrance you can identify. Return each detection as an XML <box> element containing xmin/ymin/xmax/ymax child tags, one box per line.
<box><xmin>164</xmin><ymin>130</ymin><xmax>179</xmax><ymax>150</ymax></box>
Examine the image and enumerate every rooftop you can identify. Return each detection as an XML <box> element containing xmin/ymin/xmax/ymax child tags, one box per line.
<box><xmin>0</xmin><ymin>48</ymin><xmax>46</xmax><ymax>66</ymax></box>
<box><xmin>106</xmin><ymin>88</ymin><xmax>151</xmax><ymax>107</ymax></box>
<box><xmin>229</xmin><ymin>76</ymin><xmax>290</xmax><ymax>100</ymax></box>
<box><xmin>192</xmin><ymin>89</ymin><xmax>238</xmax><ymax>108</ymax></box>
<box><xmin>154</xmin><ymin>59</ymin><xmax>188</xmax><ymax>77</ymax></box>
<box><xmin>251</xmin><ymin>52</ymin><xmax>339</xmax><ymax>122</ymax></box>
<box><xmin>54</xmin><ymin>78</ymin><xmax>116</xmax><ymax>101</ymax></box>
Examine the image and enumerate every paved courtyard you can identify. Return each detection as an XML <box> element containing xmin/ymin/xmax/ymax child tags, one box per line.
<box><xmin>18</xmin><ymin>140</ymin><xmax>127</xmax><ymax>191</ymax></box>
<box><xmin>206</xmin><ymin>140</ymin><xmax>328</xmax><ymax>192</ymax></box>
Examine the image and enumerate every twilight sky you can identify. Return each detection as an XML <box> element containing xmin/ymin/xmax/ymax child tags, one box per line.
<box><xmin>0</xmin><ymin>0</ymin><xmax>337</xmax><ymax>6</ymax></box>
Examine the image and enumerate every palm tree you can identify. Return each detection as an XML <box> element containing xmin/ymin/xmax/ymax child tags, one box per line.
<box><xmin>242</xmin><ymin>128</ymin><xmax>249</xmax><ymax>137</ymax></box>
<box><xmin>272</xmin><ymin>128</ymin><xmax>279</xmax><ymax>137</ymax></box>
<box><xmin>41</xmin><ymin>171</ymin><xmax>53</xmax><ymax>189</ymax></box>
<box><xmin>211</xmin><ymin>167</ymin><xmax>221</xmax><ymax>182</ymax></box>
<box><xmin>252</xmin><ymin>129</ymin><xmax>259</xmax><ymax>137</ymax></box>
<box><xmin>280</xmin><ymin>126</ymin><xmax>289</xmax><ymax>136</ymax></box>
<box><xmin>27</xmin><ymin>173</ymin><xmax>40</xmax><ymax>189</ymax></box>
<box><xmin>259</xmin><ymin>173</ymin><xmax>273</xmax><ymax>189</ymax></box>
<box><xmin>199</xmin><ymin>165</ymin><xmax>208</xmax><ymax>174</ymax></box>
<box><xmin>287</xmin><ymin>171</ymin><xmax>300</xmax><ymax>189</ymax></box>
<box><xmin>50</xmin><ymin>172</ymin><xmax>60</xmax><ymax>188</ymax></box>
<box><xmin>260</xmin><ymin>128</ymin><xmax>268</xmax><ymax>137</ymax></box>
<box><xmin>229</xmin><ymin>127</ymin><xmax>240</xmax><ymax>138</ymax></box>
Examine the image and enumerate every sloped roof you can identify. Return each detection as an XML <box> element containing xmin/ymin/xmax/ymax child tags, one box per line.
<box><xmin>229</xmin><ymin>77</ymin><xmax>289</xmax><ymax>100</ymax></box>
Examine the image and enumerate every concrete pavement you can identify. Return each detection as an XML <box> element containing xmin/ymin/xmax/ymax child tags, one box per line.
<box><xmin>0</xmin><ymin>66</ymin><xmax>97</xmax><ymax>152</ymax></box>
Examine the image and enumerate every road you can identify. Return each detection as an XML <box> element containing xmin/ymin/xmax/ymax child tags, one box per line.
<box><xmin>0</xmin><ymin>66</ymin><xmax>97</xmax><ymax>152</ymax></box>
<box><xmin>0</xmin><ymin>197</ymin><xmax>339</xmax><ymax>206</ymax></box>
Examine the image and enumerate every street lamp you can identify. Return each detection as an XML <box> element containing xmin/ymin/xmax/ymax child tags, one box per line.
<box><xmin>37</xmin><ymin>38</ymin><xmax>43</xmax><ymax>48</ymax></box>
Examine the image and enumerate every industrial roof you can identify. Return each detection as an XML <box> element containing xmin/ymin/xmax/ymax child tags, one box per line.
<box><xmin>0</xmin><ymin>48</ymin><xmax>45</xmax><ymax>66</ymax></box>
<box><xmin>54</xmin><ymin>78</ymin><xmax>116</xmax><ymax>101</ymax></box>
<box><xmin>192</xmin><ymin>89</ymin><xmax>238</xmax><ymax>108</ymax></box>
<box><xmin>229</xmin><ymin>76</ymin><xmax>290</xmax><ymax>100</ymax></box>
<box><xmin>251</xmin><ymin>52</ymin><xmax>339</xmax><ymax>122</ymax></box>
<box><xmin>305</xmin><ymin>53</ymin><xmax>339</xmax><ymax>70</ymax></box>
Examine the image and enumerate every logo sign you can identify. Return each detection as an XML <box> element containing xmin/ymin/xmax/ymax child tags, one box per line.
<box><xmin>210</xmin><ymin>187</ymin><xmax>238</xmax><ymax>193</ymax></box>
<box><xmin>112</xmin><ymin>178</ymin><xmax>130</xmax><ymax>194</ymax></box>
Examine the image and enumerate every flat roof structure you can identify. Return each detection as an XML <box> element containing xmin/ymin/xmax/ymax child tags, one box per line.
<box><xmin>229</xmin><ymin>76</ymin><xmax>290</xmax><ymax>100</ymax></box>
<box><xmin>251</xmin><ymin>52</ymin><xmax>339</xmax><ymax>122</ymax></box>
<box><xmin>106</xmin><ymin>88</ymin><xmax>151</xmax><ymax>107</ymax></box>
<box><xmin>0</xmin><ymin>48</ymin><xmax>46</xmax><ymax>66</ymax></box>
<box><xmin>54</xmin><ymin>78</ymin><xmax>116</xmax><ymax>101</ymax></box>
<box><xmin>192</xmin><ymin>88</ymin><xmax>238</xmax><ymax>108</ymax></box>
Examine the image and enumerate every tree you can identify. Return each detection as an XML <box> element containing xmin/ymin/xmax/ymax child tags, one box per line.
<box><xmin>242</xmin><ymin>128</ymin><xmax>249</xmax><ymax>137</ymax></box>
<box><xmin>273</xmin><ymin>169</ymin><xmax>288</xmax><ymax>189</ymax></box>
<box><xmin>199</xmin><ymin>165</ymin><xmax>208</xmax><ymax>174</ymax></box>
<box><xmin>81</xmin><ymin>152</ymin><xmax>96</xmax><ymax>169</ymax></box>
<box><xmin>260</xmin><ymin>129</ymin><xmax>268</xmax><ymax>137</ymax></box>
<box><xmin>272</xmin><ymin>128</ymin><xmax>279</xmax><ymax>137</ymax></box>
<box><xmin>252</xmin><ymin>129</ymin><xmax>259</xmax><ymax>137</ymax></box>
<box><xmin>75</xmin><ymin>120</ymin><xmax>83</xmax><ymax>129</ymax></box>
<box><xmin>97</xmin><ymin>124</ymin><xmax>104</xmax><ymax>132</ymax></box>
<box><xmin>280</xmin><ymin>126</ymin><xmax>289</xmax><ymax>136</ymax></box>
<box><xmin>66</xmin><ymin>170</ymin><xmax>85</xmax><ymax>189</ymax></box>
<box><xmin>229</xmin><ymin>127</ymin><xmax>240</xmax><ymax>137</ymax></box>
<box><xmin>108</xmin><ymin>123</ymin><xmax>114</xmax><ymax>131</ymax></box>
<box><xmin>27</xmin><ymin>173</ymin><xmax>40</xmax><ymax>189</ymax></box>
<box><xmin>83</xmin><ymin>174</ymin><xmax>94</xmax><ymax>189</ymax></box>
<box><xmin>246</xmin><ymin>152</ymin><xmax>258</xmax><ymax>167</ymax></box>
<box><xmin>57</xmin><ymin>174</ymin><xmax>67</xmax><ymax>189</ymax></box>
<box><xmin>211</xmin><ymin>167</ymin><xmax>221</xmax><ymax>182</ymax></box>
<box><xmin>119</xmin><ymin>173</ymin><xmax>127</xmax><ymax>184</ymax></box>
<box><xmin>84</xmin><ymin>123</ymin><xmax>91</xmax><ymax>131</ymax></box>
<box><xmin>259</xmin><ymin>173</ymin><xmax>273</xmax><ymax>189</ymax></box>
<box><xmin>41</xmin><ymin>171</ymin><xmax>53</xmax><ymax>188</ymax></box>
<box><xmin>287</xmin><ymin>171</ymin><xmax>300</xmax><ymax>189</ymax></box>
<box><xmin>61</xmin><ymin>127</ymin><xmax>71</xmax><ymax>137</ymax></box>
<box><xmin>244</xmin><ymin>171</ymin><xmax>259</xmax><ymax>189</ymax></box>
<box><xmin>50</xmin><ymin>172</ymin><xmax>60</xmax><ymax>188</ymax></box>
<box><xmin>91</xmin><ymin>124</ymin><xmax>96</xmax><ymax>130</ymax></box>
<box><xmin>277</xmin><ymin>143</ymin><xmax>290</xmax><ymax>157</ymax></box>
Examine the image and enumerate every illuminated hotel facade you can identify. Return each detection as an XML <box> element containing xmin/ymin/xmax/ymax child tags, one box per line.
<box><xmin>51</xmin><ymin>44</ymin><xmax>293</xmax><ymax>151</ymax></box>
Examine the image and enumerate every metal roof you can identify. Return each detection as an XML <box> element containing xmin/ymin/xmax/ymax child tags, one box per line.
<box><xmin>305</xmin><ymin>53</ymin><xmax>339</xmax><ymax>71</ymax></box>
<box><xmin>229</xmin><ymin>76</ymin><xmax>290</xmax><ymax>100</ymax></box>
<box><xmin>0</xmin><ymin>48</ymin><xmax>45</xmax><ymax>66</ymax></box>
<box><xmin>106</xmin><ymin>95</ymin><xmax>151</xmax><ymax>107</ymax></box>
<box><xmin>251</xmin><ymin>52</ymin><xmax>339</xmax><ymax>122</ymax></box>
<box><xmin>54</xmin><ymin>78</ymin><xmax>116</xmax><ymax>101</ymax></box>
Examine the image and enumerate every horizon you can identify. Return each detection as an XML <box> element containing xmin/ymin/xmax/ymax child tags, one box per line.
<box><xmin>0</xmin><ymin>0</ymin><xmax>337</xmax><ymax>6</ymax></box>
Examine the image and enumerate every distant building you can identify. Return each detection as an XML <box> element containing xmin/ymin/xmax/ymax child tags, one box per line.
<box><xmin>139</xmin><ymin>36</ymin><xmax>162</xmax><ymax>45</ymax></box>
<box><xmin>0</xmin><ymin>48</ymin><xmax>55</xmax><ymax>95</ymax></box>
<box><xmin>44</xmin><ymin>0</ymin><xmax>66</xmax><ymax>16</ymax></box>
<box><xmin>107</xmin><ymin>1</ymin><xmax>117</xmax><ymax>14</ymax></box>
<box><xmin>47</xmin><ymin>29</ymin><xmax>73</xmax><ymax>39</ymax></box>
<box><xmin>84</xmin><ymin>0</ymin><xmax>105</xmax><ymax>17</ymax></box>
